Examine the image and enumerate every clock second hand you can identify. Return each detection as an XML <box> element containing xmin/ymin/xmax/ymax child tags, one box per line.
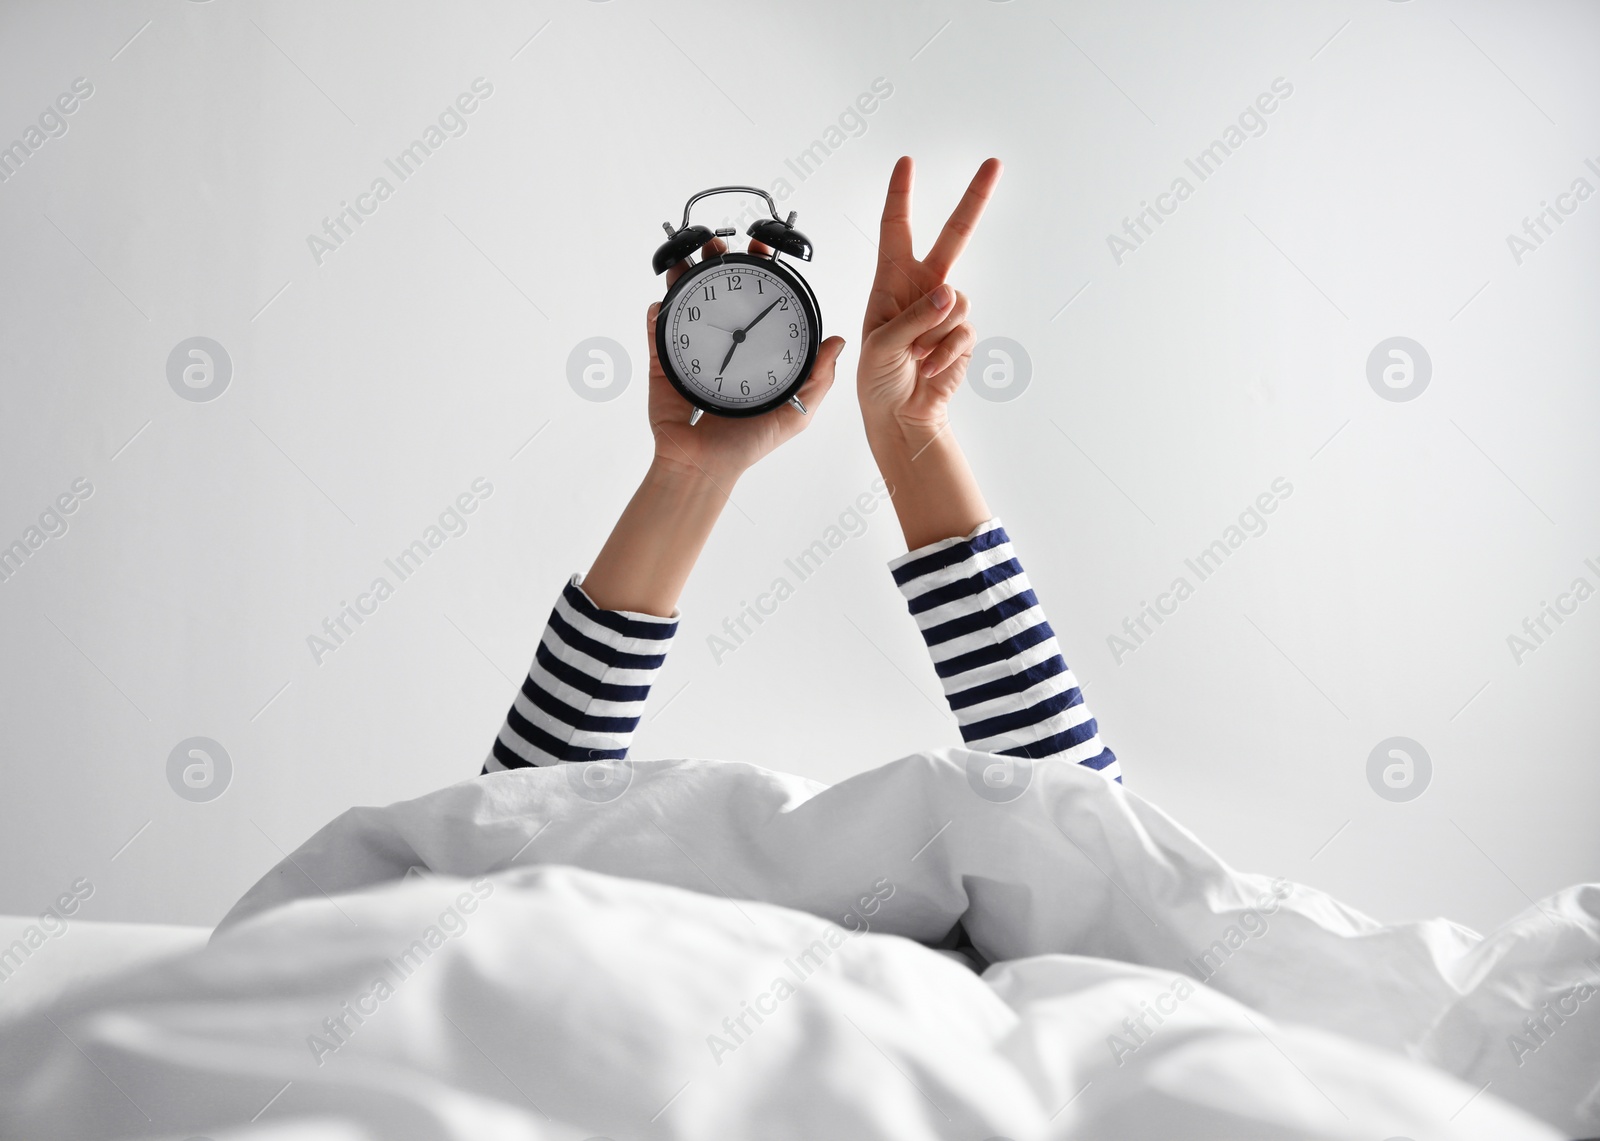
<box><xmin>715</xmin><ymin>299</ymin><xmax>781</xmax><ymax>377</ymax></box>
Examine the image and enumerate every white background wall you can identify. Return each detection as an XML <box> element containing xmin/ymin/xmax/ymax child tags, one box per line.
<box><xmin>0</xmin><ymin>0</ymin><xmax>1595</xmax><ymax>934</ymax></box>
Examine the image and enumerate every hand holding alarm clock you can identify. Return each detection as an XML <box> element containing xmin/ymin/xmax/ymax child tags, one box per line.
<box><xmin>639</xmin><ymin>162</ymin><xmax>997</xmax><ymax>492</ymax></box>
<box><xmin>653</xmin><ymin>186</ymin><xmax>826</xmax><ymax>424</ymax></box>
<box><xmin>578</xmin><ymin>158</ymin><xmax>999</xmax><ymax>620</ymax></box>
<box><xmin>645</xmin><ymin>190</ymin><xmax>845</xmax><ymax>486</ymax></box>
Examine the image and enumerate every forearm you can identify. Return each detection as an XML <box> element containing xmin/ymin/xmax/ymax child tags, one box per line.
<box><xmin>483</xmin><ymin>271</ymin><xmax>840</xmax><ymax>776</ymax></box>
<box><xmin>889</xmin><ymin>519</ymin><xmax>1121</xmax><ymax>782</ymax></box>
<box><xmin>580</xmin><ymin>457</ymin><xmax>735</xmax><ymax>617</ymax></box>
<box><xmin>868</xmin><ymin>418</ymin><xmax>1120</xmax><ymax>782</ymax></box>
<box><xmin>484</xmin><ymin>457</ymin><xmax>718</xmax><ymax>774</ymax></box>
<box><xmin>865</xmin><ymin>413</ymin><xmax>990</xmax><ymax>552</ymax></box>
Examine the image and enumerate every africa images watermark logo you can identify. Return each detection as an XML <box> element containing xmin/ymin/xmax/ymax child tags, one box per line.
<box><xmin>712</xmin><ymin>78</ymin><xmax>895</xmax><ymax>234</ymax></box>
<box><xmin>167</xmin><ymin>337</ymin><xmax>232</xmax><ymax>402</ymax></box>
<box><xmin>0</xmin><ymin>476</ymin><xmax>93</xmax><ymax>587</ymax></box>
<box><xmin>0</xmin><ymin>76</ymin><xmax>94</xmax><ymax>187</ymax></box>
<box><xmin>565</xmin><ymin>757</ymin><xmax>633</xmax><ymax>803</ymax></box>
<box><xmin>704</xmin><ymin>876</ymin><xmax>896</xmax><ymax>1066</ymax></box>
<box><xmin>1106</xmin><ymin>877</ymin><xmax>1291</xmax><ymax>1067</ymax></box>
<box><xmin>0</xmin><ymin>876</ymin><xmax>94</xmax><ymax>988</ymax></box>
<box><xmin>305</xmin><ymin>79</ymin><xmax>494</xmax><ymax>265</ymax></box>
<box><xmin>1506</xmin><ymin>966</ymin><xmax>1600</xmax><ymax>1069</ymax></box>
<box><xmin>166</xmin><ymin>737</ymin><xmax>232</xmax><ymax>802</ymax></box>
<box><xmin>1504</xmin><ymin>156</ymin><xmax>1599</xmax><ymax>266</ymax></box>
<box><xmin>965</xmin><ymin>337</ymin><xmax>1031</xmax><ymax>402</ymax></box>
<box><xmin>1366</xmin><ymin>736</ymin><xmax>1431</xmax><ymax>802</ymax></box>
<box><xmin>306</xmin><ymin>478</ymin><xmax>493</xmax><ymax>665</ymax></box>
<box><xmin>966</xmin><ymin>751</ymin><xmax>1032</xmax><ymax>803</ymax></box>
<box><xmin>707</xmin><ymin>477</ymin><xmax>893</xmax><ymax>665</ymax></box>
<box><xmin>1106</xmin><ymin>477</ymin><xmax>1294</xmax><ymax>665</ymax></box>
<box><xmin>1505</xmin><ymin>555</ymin><xmax>1599</xmax><ymax>665</ymax></box>
<box><xmin>567</xmin><ymin>337</ymin><xmax>631</xmax><ymax>402</ymax></box>
<box><xmin>307</xmin><ymin>876</ymin><xmax>495</xmax><ymax>1065</ymax></box>
<box><xmin>1106</xmin><ymin>77</ymin><xmax>1293</xmax><ymax>265</ymax></box>
<box><xmin>1366</xmin><ymin>336</ymin><xmax>1430</xmax><ymax>402</ymax></box>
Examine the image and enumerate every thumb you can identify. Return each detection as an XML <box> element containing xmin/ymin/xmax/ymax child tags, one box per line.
<box><xmin>872</xmin><ymin>284</ymin><xmax>955</xmax><ymax>353</ymax></box>
<box><xmin>645</xmin><ymin>302</ymin><xmax>664</xmax><ymax>372</ymax></box>
<box><xmin>790</xmin><ymin>336</ymin><xmax>846</xmax><ymax>414</ymax></box>
<box><xmin>776</xmin><ymin>337</ymin><xmax>845</xmax><ymax>428</ymax></box>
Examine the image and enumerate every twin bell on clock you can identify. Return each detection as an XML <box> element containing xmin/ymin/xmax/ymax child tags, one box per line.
<box><xmin>652</xmin><ymin>185</ymin><xmax>822</xmax><ymax>425</ymax></box>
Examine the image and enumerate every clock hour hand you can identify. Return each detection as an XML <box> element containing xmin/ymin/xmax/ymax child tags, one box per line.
<box><xmin>715</xmin><ymin>300</ymin><xmax>783</xmax><ymax>377</ymax></box>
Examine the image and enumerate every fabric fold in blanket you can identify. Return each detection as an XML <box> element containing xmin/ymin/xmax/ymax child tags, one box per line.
<box><xmin>3</xmin><ymin>751</ymin><xmax>1595</xmax><ymax>1140</ymax></box>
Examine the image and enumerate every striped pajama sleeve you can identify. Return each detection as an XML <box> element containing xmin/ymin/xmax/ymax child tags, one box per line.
<box><xmin>482</xmin><ymin>575</ymin><xmax>678</xmax><ymax>774</ymax></box>
<box><xmin>888</xmin><ymin>518</ymin><xmax>1121</xmax><ymax>783</ymax></box>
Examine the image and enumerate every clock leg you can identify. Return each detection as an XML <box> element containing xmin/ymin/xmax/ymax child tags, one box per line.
<box><xmin>688</xmin><ymin>407</ymin><xmax>704</xmax><ymax>426</ymax></box>
<box><xmin>787</xmin><ymin>394</ymin><xmax>808</xmax><ymax>416</ymax></box>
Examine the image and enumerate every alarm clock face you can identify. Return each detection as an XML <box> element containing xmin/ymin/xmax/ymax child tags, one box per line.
<box><xmin>656</xmin><ymin>252</ymin><xmax>820</xmax><ymax>417</ymax></box>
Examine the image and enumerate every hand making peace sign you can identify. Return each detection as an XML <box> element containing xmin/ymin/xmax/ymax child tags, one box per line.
<box><xmin>857</xmin><ymin>156</ymin><xmax>1004</xmax><ymax>449</ymax></box>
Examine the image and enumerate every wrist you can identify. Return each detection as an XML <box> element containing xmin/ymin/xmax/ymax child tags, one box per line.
<box><xmin>862</xmin><ymin>413</ymin><xmax>990</xmax><ymax>552</ymax></box>
<box><xmin>863</xmin><ymin>408</ymin><xmax>951</xmax><ymax>469</ymax></box>
<box><xmin>581</xmin><ymin>455</ymin><xmax>731</xmax><ymax>616</ymax></box>
<box><xmin>647</xmin><ymin>451</ymin><xmax>744</xmax><ymax>496</ymax></box>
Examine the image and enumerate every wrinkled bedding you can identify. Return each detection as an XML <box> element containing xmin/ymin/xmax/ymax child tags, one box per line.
<box><xmin>0</xmin><ymin>917</ymin><xmax>208</xmax><ymax>1019</ymax></box>
<box><xmin>2</xmin><ymin>750</ymin><xmax>1596</xmax><ymax>1140</ymax></box>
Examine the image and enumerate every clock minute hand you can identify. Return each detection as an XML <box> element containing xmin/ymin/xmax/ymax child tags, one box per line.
<box><xmin>740</xmin><ymin>299</ymin><xmax>781</xmax><ymax>334</ymax></box>
<box><xmin>716</xmin><ymin>301</ymin><xmax>783</xmax><ymax>377</ymax></box>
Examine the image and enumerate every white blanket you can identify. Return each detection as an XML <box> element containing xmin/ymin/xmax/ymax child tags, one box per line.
<box><xmin>2</xmin><ymin>751</ymin><xmax>1595</xmax><ymax>1140</ymax></box>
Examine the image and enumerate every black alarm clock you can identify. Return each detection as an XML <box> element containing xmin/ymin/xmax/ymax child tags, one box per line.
<box><xmin>652</xmin><ymin>185</ymin><xmax>821</xmax><ymax>424</ymax></box>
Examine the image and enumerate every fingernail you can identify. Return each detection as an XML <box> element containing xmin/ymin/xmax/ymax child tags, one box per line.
<box><xmin>930</xmin><ymin>284</ymin><xmax>952</xmax><ymax>309</ymax></box>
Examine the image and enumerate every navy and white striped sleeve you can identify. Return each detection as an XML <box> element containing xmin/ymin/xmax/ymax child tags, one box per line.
<box><xmin>482</xmin><ymin>575</ymin><xmax>678</xmax><ymax>773</ymax></box>
<box><xmin>888</xmin><ymin>518</ymin><xmax>1120</xmax><ymax>783</ymax></box>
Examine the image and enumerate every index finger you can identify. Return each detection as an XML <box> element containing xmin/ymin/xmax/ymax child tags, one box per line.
<box><xmin>923</xmin><ymin>158</ymin><xmax>1002</xmax><ymax>280</ymax></box>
